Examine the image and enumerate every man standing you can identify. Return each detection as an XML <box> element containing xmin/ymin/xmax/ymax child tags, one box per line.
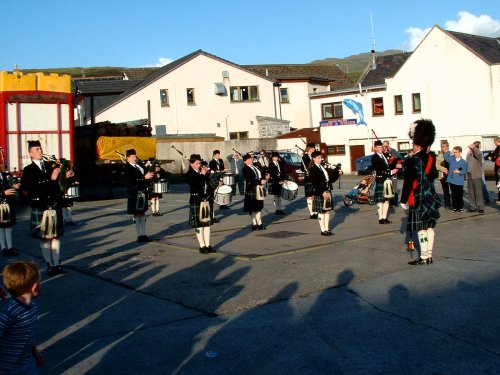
<box><xmin>21</xmin><ymin>140</ymin><xmax>74</xmax><ymax>275</ymax></box>
<box><xmin>268</xmin><ymin>152</ymin><xmax>286</xmax><ymax>215</ymax></box>
<box><xmin>227</xmin><ymin>151</ymin><xmax>244</xmax><ymax>196</ymax></box>
<box><xmin>125</xmin><ymin>149</ymin><xmax>154</xmax><ymax>242</ymax></box>
<box><xmin>242</xmin><ymin>153</ymin><xmax>267</xmax><ymax>230</ymax></box>
<box><xmin>490</xmin><ymin>136</ymin><xmax>500</xmax><ymax>204</ymax></box>
<box><xmin>302</xmin><ymin>143</ymin><xmax>317</xmax><ymax>219</ymax></box>
<box><xmin>372</xmin><ymin>140</ymin><xmax>399</xmax><ymax>224</ymax></box>
<box><xmin>435</xmin><ymin>141</ymin><xmax>451</xmax><ymax>209</ymax></box>
<box><xmin>466</xmin><ymin>141</ymin><xmax>485</xmax><ymax>213</ymax></box>
<box><xmin>383</xmin><ymin>140</ymin><xmax>403</xmax><ymax>205</ymax></box>
<box><xmin>209</xmin><ymin>150</ymin><xmax>229</xmax><ymax>209</ymax></box>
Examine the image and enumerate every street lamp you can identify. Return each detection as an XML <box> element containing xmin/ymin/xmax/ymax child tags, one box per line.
<box><xmin>225</xmin><ymin>115</ymin><xmax>229</xmax><ymax>140</ymax></box>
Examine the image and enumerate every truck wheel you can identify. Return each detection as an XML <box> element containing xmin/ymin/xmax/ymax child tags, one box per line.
<box><xmin>285</xmin><ymin>173</ymin><xmax>296</xmax><ymax>183</ymax></box>
<box><xmin>343</xmin><ymin>196</ymin><xmax>354</xmax><ymax>206</ymax></box>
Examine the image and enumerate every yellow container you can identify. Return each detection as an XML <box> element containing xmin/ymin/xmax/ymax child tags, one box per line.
<box><xmin>36</xmin><ymin>73</ymin><xmax>71</xmax><ymax>93</ymax></box>
<box><xmin>0</xmin><ymin>71</ymin><xmax>37</xmax><ymax>91</ymax></box>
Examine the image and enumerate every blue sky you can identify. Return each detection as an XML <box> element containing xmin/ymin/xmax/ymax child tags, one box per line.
<box><xmin>1</xmin><ymin>0</ymin><xmax>499</xmax><ymax>71</ymax></box>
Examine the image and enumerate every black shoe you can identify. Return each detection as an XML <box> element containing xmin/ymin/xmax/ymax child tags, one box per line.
<box><xmin>220</xmin><ymin>205</ymin><xmax>230</xmax><ymax>210</ymax></box>
<box><xmin>408</xmin><ymin>258</ymin><xmax>426</xmax><ymax>265</ymax></box>
<box><xmin>478</xmin><ymin>210</ymin><xmax>484</xmax><ymax>214</ymax></box>
<box><xmin>275</xmin><ymin>210</ymin><xmax>285</xmax><ymax>215</ymax></box>
<box><xmin>310</xmin><ymin>214</ymin><xmax>318</xmax><ymax>219</ymax></box>
<box><xmin>199</xmin><ymin>246</ymin><xmax>209</xmax><ymax>254</ymax></box>
<box><xmin>156</xmin><ymin>212</ymin><xmax>163</xmax><ymax>216</ymax></box>
<box><xmin>207</xmin><ymin>246</ymin><xmax>216</xmax><ymax>253</ymax></box>
<box><xmin>46</xmin><ymin>264</ymin><xmax>56</xmax><ymax>276</ymax></box>
<box><xmin>137</xmin><ymin>236</ymin><xmax>144</xmax><ymax>242</ymax></box>
<box><xmin>321</xmin><ymin>231</ymin><xmax>330</xmax><ymax>236</ymax></box>
<box><xmin>468</xmin><ymin>209</ymin><xmax>477</xmax><ymax>212</ymax></box>
<box><xmin>212</xmin><ymin>217</ymin><xmax>221</xmax><ymax>223</ymax></box>
<box><xmin>379</xmin><ymin>219</ymin><xmax>385</xmax><ymax>224</ymax></box>
<box><xmin>251</xmin><ymin>225</ymin><xmax>258</xmax><ymax>231</ymax></box>
<box><xmin>6</xmin><ymin>248</ymin><xmax>19</xmax><ymax>256</ymax></box>
<box><xmin>257</xmin><ymin>224</ymin><xmax>266</xmax><ymax>230</ymax></box>
<box><xmin>326</xmin><ymin>231</ymin><xmax>334</xmax><ymax>236</ymax></box>
<box><xmin>53</xmin><ymin>265</ymin><xmax>68</xmax><ymax>274</ymax></box>
<box><xmin>426</xmin><ymin>257</ymin><xmax>433</xmax><ymax>265</ymax></box>
<box><xmin>383</xmin><ymin>218</ymin><xmax>392</xmax><ymax>224</ymax></box>
<box><xmin>142</xmin><ymin>236</ymin><xmax>153</xmax><ymax>242</ymax></box>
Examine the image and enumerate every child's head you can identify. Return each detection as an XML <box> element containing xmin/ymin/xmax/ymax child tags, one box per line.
<box><xmin>3</xmin><ymin>261</ymin><xmax>40</xmax><ymax>298</ymax></box>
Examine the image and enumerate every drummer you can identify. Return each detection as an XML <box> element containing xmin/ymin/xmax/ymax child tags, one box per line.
<box><xmin>149</xmin><ymin>161</ymin><xmax>170</xmax><ymax>217</ymax></box>
<box><xmin>209</xmin><ymin>150</ymin><xmax>230</xmax><ymax>210</ymax></box>
<box><xmin>242</xmin><ymin>153</ymin><xmax>267</xmax><ymax>230</ymax></box>
<box><xmin>302</xmin><ymin>143</ymin><xmax>318</xmax><ymax>219</ymax></box>
<box><xmin>268</xmin><ymin>151</ymin><xmax>286</xmax><ymax>215</ymax></box>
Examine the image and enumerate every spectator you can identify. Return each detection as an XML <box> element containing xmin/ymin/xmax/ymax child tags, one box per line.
<box><xmin>435</xmin><ymin>141</ymin><xmax>451</xmax><ymax>209</ymax></box>
<box><xmin>466</xmin><ymin>141</ymin><xmax>484</xmax><ymax>213</ymax></box>
<box><xmin>444</xmin><ymin>146</ymin><xmax>467</xmax><ymax>212</ymax></box>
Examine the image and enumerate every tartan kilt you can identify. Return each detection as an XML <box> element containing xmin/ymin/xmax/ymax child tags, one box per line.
<box><xmin>406</xmin><ymin>207</ymin><xmax>437</xmax><ymax>232</ymax></box>
<box><xmin>189</xmin><ymin>202</ymin><xmax>212</xmax><ymax>228</ymax></box>
<box><xmin>312</xmin><ymin>192</ymin><xmax>333</xmax><ymax>213</ymax></box>
<box><xmin>243</xmin><ymin>188</ymin><xmax>264</xmax><ymax>212</ymax></box>
<box><xmin>268</xmin><ymin>182</ymin><xmax>282</xmax><ymax>196</ymax></box>
<box><xmin>149</xmin><ymin>192</ymin><xmax>163</xmax><ymax>199</ymax></box>
<box><xmin>304</xmin><ymin>180</ymin><xmax>314</xmax><ymax>197</ymax></box>
<box><xmin>373</xmin><ymin>181</ymin><xmax>388</xmax><ymax>203</ymax></box>
<box><xmin>30</xmin><ymin>207</ymin><xmax>64</xmax><ymax>238</ymax></box>
<box><xmin>0</xmin><ymin>201</ymin><xmax>17</xmax><ymax>227</ymax></box>
<box><xmin>62</xmin><ymin>197</ymin><xmax>74</xmax><ymax>207</ymax></box>
<box><xmin>127</xmin><ymin>191</ymin><xmax>149</xmax><ymax>215</ymax></box>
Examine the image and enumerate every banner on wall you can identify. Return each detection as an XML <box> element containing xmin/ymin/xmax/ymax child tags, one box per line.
<box><xmin>319</xmin><ymin>119</ymin><xmax>357</xmax><ymax>127</ymax></box>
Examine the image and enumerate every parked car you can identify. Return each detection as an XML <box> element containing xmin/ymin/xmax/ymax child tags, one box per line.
<box><xmin>482</xmin><ymin>150</ymin><xmax>495</xmax><ymax>178</ymax></box>
<box><xmin>253</xmin><ymin>150</ymin><xmax>305</xmax><ymax>183</ymax></box>
<box><xmin>355</xmin><ymin>152</ymin><xmax>408</xmax><ymax>176</ymax></box>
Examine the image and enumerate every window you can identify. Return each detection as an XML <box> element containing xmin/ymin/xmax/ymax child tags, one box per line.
<box><xmin>230</xmin><ymin>86</ymin><xmax>259</xmax><ymax>102</ymax></box>
<box><xmin>229</xmin><ymin>131</ymin><xmax>249</xmax><ymax>140</ymax></box>
<box><xmin>398</xmin><ymin>142</ymin><xmax>411</xmax><ymax>151</ymax></box>
<box><xmin>160</xmin><ymin>89</ymin><xmax>169</xmax><ymax>107</ymax></box>
<box><xmin>186</xmin><ymin>88</ymin><xmax>195</xmax><ymax>104</ymax></box>
<box><xmin>321</xmin><ymin>102</ymin><xmax>343</xmax><ymax>119</ymax></box>
<box><xmin>280</xmin><ymin>87</ymin><xmax>289</xmax><ymax>103</ymax></box>
<box><xmin>394</xmin><ymin>95</ymin><xmax>403</xmax><ymax>114</ymax></box>
<box><xmin>412</xmin><ymin>93</ymin><xmax>421</xmax><ymax>113</ymax></box>
<box><xmin>326</xmin><ymin>145</ymin><xmax>346</xmax><ymax>155</ymax></box>
<box><xmin>372</xmin><ymin>97</ymin><xmax>384</xmax><ymax>116</ymax></box>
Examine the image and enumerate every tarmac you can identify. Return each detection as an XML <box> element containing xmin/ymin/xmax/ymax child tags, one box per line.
<box><xmin>2</xmin><ymin>175</ymin><xmax>499</xmax><ymax>375</ymax></box>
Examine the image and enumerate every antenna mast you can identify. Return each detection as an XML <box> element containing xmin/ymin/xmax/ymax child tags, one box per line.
<box><xmin>370</xmin><ymin>11</ymin><xmax>377</xmax><ymax>70</ymax></box>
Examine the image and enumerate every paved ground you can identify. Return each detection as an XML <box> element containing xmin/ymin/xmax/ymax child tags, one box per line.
<box><xmin>2</xmin><ymin>176</ymin><xmax>499</xmax><ymax>374</ymax></box>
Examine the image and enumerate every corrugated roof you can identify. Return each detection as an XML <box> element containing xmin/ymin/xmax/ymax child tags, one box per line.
<box><xmin>75</xmin><ymin>80</ymin><xmax>142</xmax><ymax>95</ymax></box>
<box><xmin>123</xmin><ymin>68</ymin><xmax>158</xmax><ymax>80</ymax></box>
<box><xmin>243</xmin><ymin>64</ymin><xmax>353</xmax><ymax>89</ymax></box>
<box><xmin>360</xmin><ymin>53</ymin><xmax>411</xmax><ymax>87</ymax></box>
<box><xmin>447</xmin><ymin>29</ymin><xmax>500</xmax><ymax>64</ymax></box>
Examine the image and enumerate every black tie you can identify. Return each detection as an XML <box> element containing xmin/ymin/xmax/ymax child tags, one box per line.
<box><xmin>40</xmin><ymin>162</ymin><xmax>46</xmax><ymax>173</ymax></box>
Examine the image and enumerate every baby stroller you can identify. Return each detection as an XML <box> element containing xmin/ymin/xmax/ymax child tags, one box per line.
<box><xmin>343</xmin><ymin>173</ymin><xmax>376</xmax><ymax>206</ymax></box>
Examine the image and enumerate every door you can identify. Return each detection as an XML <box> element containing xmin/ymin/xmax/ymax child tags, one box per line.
<box><xmin>349</xmin><ymin>145</ymin><xmax>365</xmax><ymax>172</ymax></box>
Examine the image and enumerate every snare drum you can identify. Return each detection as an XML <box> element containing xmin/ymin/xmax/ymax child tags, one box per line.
<box><xmin>153</xmin><ymin>179</ymin><xmax>169</xmax><ymax>194</ymax></box>
<box><xmin>65</xmin><ymin>183</ymin><xmax>80</xmax><ymax>199</ymax></box>
<box><xmin>223</xmin><ymin>173</ymin><xmax>235</xmax><ymax>186</ymax></box>
<box><xmin>280</xmin><ymin>181</ymin><xmax>298</xmax><ymax>201</ymax></box>
<box><xmin>214</xmin><ymin>185</ymin><xmax>232</xmax><ymax>206</ymax></box>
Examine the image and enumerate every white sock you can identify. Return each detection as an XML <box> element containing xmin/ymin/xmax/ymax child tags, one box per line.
<box><xmin>377</xmin><ymin>203</ymin><xmax>383</xmax><ymax>220</ymax></box>
<box><xmin>134</xmin><ymin>216</ymin><xmax>141</xmax><ymax>237</ymax></box>
<box><xmin>5</xmin><ymin>228</ymin><xmax>13</xmax><ymax>249</ymax></box>
<box><xmin>251</xmin><ymin>213</ymin><xmax>257</xmax><ymax>225</ymax></box>
<box><xmin>51</xmin><ymin>239</ymin><xmax>61</xmax><ymax>265</ymax></box>
<box><xmin>155</xmin><ymin>200</ymin><xmax>160</xmax><ymax>213</ymax></box>
<box><xmin>40</xmin><ymin>240</ymin><xmax>52</xmax><ymax>264</ymax></box>
<box><xmin>203</xmin><ymin>227</ymin><xmax>211</xmax><ymax>247</ymax></box>
<box><xmin>274</xmin><ymin>196</ymin><xmax>282</xmax><ymax>210</ymax></box>
<box><xmin>195</xmin><ymin>227</ymin><xmax>205</xmax><ymax>247</ymax></box>
<box><xmin>382</xmin><ymin>201</ymin><xmax>389</xmax><ymax>219</ymax></box>
<box><xmin>307</xmin><ymin>198</ymin><xmax>314</xmax><ymax>214</ymax></box>
<box><xmin>324</xmin><ymin>212</ymin><xmax>330</xmax><ymax>231</ymax></box>
<box><xmin>140</xmin><ymin>215</ymin><xmax>147</xmax><ymax>236</ymax></box>
<box><xmin>418</xmin><ymin>230</ymin><xmax>429</xmax><ymax>260</ymax></box>
<box><xmin>0</xmin><ymin>228</ymin><xmax>6</xmax><ymax>249</ymax></box>
<box><xmin>318</xmin><ymin>213</ymin><xmax>326</xmax><ymax>231</ymax></box>
<box><xmin>255</xmin><ymin>211</ymin><xmax>262</xmax><ymax>225</ymax></box>
<box><xmin>427</xmin><ymin>228</ymin><xmax>435</xmax><ymax>258</ymax></box>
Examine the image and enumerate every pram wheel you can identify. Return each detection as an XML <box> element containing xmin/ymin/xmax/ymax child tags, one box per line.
<box><xmin>368</xmin><ymin>197</ymin><xmax>376</xmax><ymax>205</ymax></box>
<box><xmin>343</xmin><ymin>196</ymin><xmax>354</xmax><ymax>206</ymax></box>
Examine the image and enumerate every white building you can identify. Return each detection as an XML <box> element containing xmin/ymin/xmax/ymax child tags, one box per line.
<box><xmin>310</xmin><ymin>26</ymin><xmax>500</xmax><ymax>172</ymax></box>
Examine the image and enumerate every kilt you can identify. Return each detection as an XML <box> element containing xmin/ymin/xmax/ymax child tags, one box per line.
<box><xmin>304</xmin><ymin>179</ymin><xmax>314</xmax><ymax>197</ymax></box>
<box><xmin>243</xmin><ymin>188</ymin><xmax>264</xmax><ymax>212</ymax></box>
<box><xmin>268</xmin><ymin>182</ymin><xmax>282</xmax><ymax>196</ymax></box>
<box><xmin>405</xmin><ymin>207</ymin><xmax>437</xmax><ymax>232</ymax></box>
<box><xmin>312</xmin><ymin>191</ymin><xmax>332</xmax><ymax>213</ymax></box>
<box><xmin>0</xmin><ymin>200</ymin><xmax>17</xmax><ymax>227</ymax></box>
<box><xmin>149</xmin><ymin>192</ymin><xmax>163</xmax><ymax>199</ymax></box>
<box><xmin>189</xmin><ymin>201</ymin><xmax>212</xmax><ymax>228</ymax></box>
<box><xmin>373</xmin><ymin>181</ymin><xmax>388</xmax><ymax>203</ymax></box>
<box><xmin>30</xmin><ymin>207</ymin><xmax>64</xmax><ymax>238</ymax></box>
<box><xmin>127</xmin><ymin>190</ymin><xmax>149</xmax><ymax>215</ymax></box>
<box><xmin>62</xmin><ymin>197</ymin><xmax>74</xmax><ymax>208</ymax></box>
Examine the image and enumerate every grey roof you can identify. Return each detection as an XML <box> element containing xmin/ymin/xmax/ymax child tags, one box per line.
<box><xmin>75</xmin><ymin>80</ymin><xmax>142</xmax><ymax>95</ymax></box>
<box><xmin>96</xmin><ymin>50</ymin><xmax>272</xmax><ymax>115</ymax></box>
<box><xmin>123</xmin><ymin>68</ymin><xmax>158</xmax><ymax>80</ymax></box>
<box><xmin>243</xmin><ymin>64</ymin><xmax>353</xmax><ymax>89</ymax></box>
<box><xmin>360</xmin><ymin>53</ymin><xmax>412</xmax><ymax>87</ymax></box>
<box><xmin>446</xmin><ymin>28</ymin><xmax>500</xmax><ymax>64</ymax></box>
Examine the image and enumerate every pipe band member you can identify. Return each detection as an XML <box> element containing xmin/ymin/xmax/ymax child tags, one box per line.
<box><xmin>268</xmin><ymin>151</ymin><xmax>286</xmax><ymax>215</ymax></box>
<box><xmin>371</xmin><ymin>140</ymin><xmax>399</xmax><ymax>224</ymax></box>
<box><xmin>302</xmin><ymin>143</ymin><xmax>317</xmax><ymax>219</ymax></box>
<box><xmin>209</xmin><ymin>149</ymin><xmax>229</xmax><ymax>210</ymax></box>
<box><xmin>149</xmin><ymin>161</ymin><xmax>170</xmax><ymax>216</ymax></box>
<box><xmin>125</xmin><ymin>149</ymin><xmax>154</xmax><ymax>243</ymax></box>
<box><xmin>186</xmin><ymin>154</ymin><xmax>216</xmax><ymax>254</ymax></box>
<box><xmin>21</xmin><ymin>140</ymin><xmax>74</xmax><ymax>276</ymax></box>
<box><xmin>400</xmin><ymin>119</ymin><xmax>441</xmax><ymax>265</ymax></box>
<box><xmin>0</xmin><ymin>168</ymin><xmax>20</xmax><ymax>256</ymax></box>
<box><xmin>309</xmin><ymin>150</ymin><xmax>339</xmax><ymax>236</ymax></box>
<box><xmin>242</xmin><ymin>153</ymin><xmax>266</xmax><ymax>231</ymax></box>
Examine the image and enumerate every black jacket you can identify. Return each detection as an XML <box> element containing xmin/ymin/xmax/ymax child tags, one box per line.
<box><xmin>371</xmin><ymin>153</ymin><xmax>392</xmax><ymax>183</ymax></box>
<box><xmin>21</xmin><ymin>161</ymin><xmax>64</xmax><ymax>209</ymax></box>
<box><xmin>309</xmin><ymin>164</ymin><xmax>330</xmax><ymax>195</ymax></box>
<box><xmin>186</xmin><ymin>167</ymin><xmax>210</xmax><ymax>204</ymax></box>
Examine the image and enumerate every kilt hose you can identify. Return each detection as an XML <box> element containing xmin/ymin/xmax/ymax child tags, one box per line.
<box><xmin>30</xmin><ymin>207</ymin><xmax>64</xmax><ymax>239</ymax></box>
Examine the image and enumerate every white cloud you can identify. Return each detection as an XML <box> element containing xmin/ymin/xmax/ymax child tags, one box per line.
<box><xmin>403</xmin><ymin>11</ymin><xmax>500</xmax><ymax>51</ymax></box>
<box><xmin>145</xmin><ymin>57</ymin><xmax>174</xmax><ymax>67</ymax></box>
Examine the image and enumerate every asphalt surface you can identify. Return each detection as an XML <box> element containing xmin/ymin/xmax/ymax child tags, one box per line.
<box><xmin>2</xmin><ymin>176</ymin><xmax>499</xmax><ymax>375</ymax></box>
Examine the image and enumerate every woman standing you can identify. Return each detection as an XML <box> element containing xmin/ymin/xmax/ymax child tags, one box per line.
<box><xmin>309</xmin><ymin>151</ymin><xmax>341</xmax><ymax>236</ymax></box>
<box><xmin>186</xmin><ymin>154</ymin><xmax>215</xmax><ymax>254</ymax></box>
